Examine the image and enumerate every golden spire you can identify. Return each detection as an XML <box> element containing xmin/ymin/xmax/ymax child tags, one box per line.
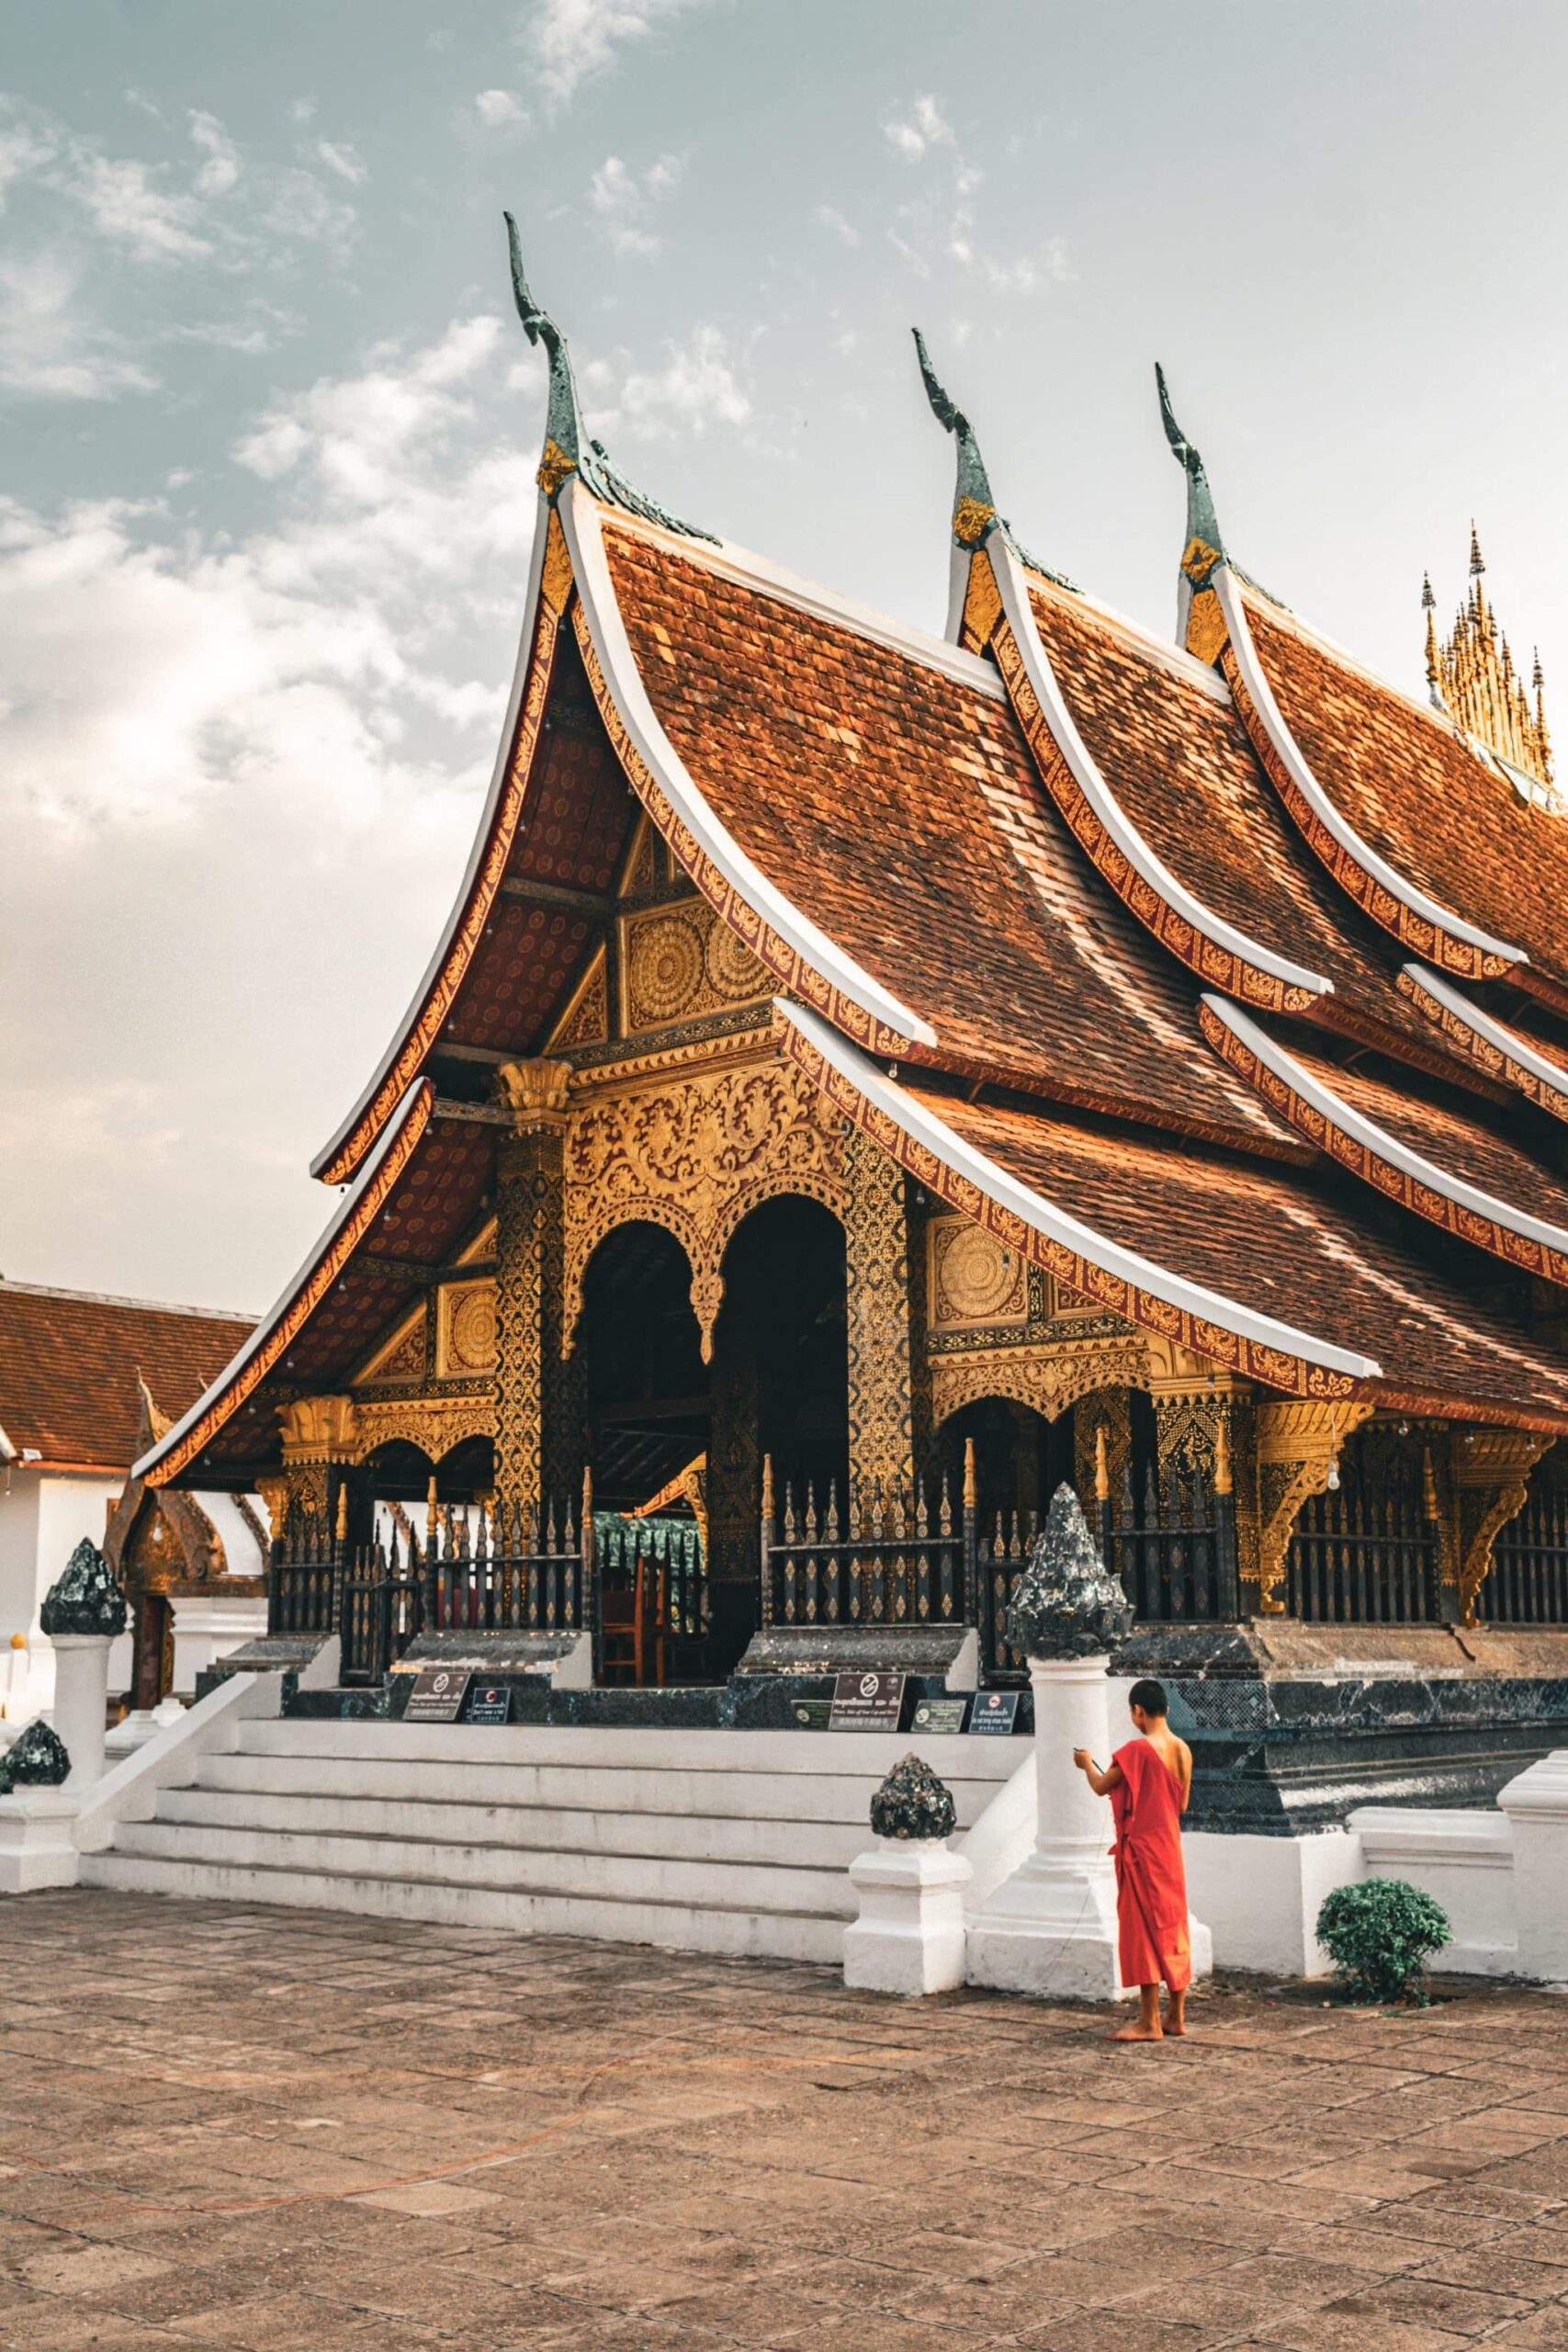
<box><xmin>1425</xmin><ymin>526</ymin><xmax>1552</xmax><ymax>789</ymax></box>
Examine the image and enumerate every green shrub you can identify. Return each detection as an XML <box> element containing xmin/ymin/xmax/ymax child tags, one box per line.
<box><xmin>1315</xmin><ymin>1879</ymin><xmax>1451</xmax><ymax>2004</ymax></box>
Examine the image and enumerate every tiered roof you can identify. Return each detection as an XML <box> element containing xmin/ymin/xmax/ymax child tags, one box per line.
<box><xmin>0</xmin><ymin>1281</ymin><xmax>254</xmax><ymax>1475</ymax></box>
<box><xmin>137</xmin><ymin>229</ymin><xmax>1568</xmax><ymax>1484</ymax></box>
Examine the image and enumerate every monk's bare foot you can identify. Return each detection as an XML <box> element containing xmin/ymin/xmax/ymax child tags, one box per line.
<box><xmin>1110</xmin><ymin>2022</ymin><xmax>1164</xmax><ymax>2041</ymax></box>
<box><xmin>1167</xmin><ymin>1996</ymin><xmax>1189</xmax><ymax>2037</ymax></box>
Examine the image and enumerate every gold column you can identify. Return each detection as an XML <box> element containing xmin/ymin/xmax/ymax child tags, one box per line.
<box><xmin>1145</xmin><ymin>1340</ymin><xmax>1257</xmax><ymax>1584</ymax></box>
<box><xmin>843</xmin><ymin>1128</ymin><xmax>930</xmax><ymax>1510</ymax></box>
<box><xmin>260</xmin><ymin>1395</ymin><xmax>361</xmax><ymax>1543</ymax></box>
<box><xmin>493</xmin><ymin>1058</ymin><xmax>579</xmax><ymax>1516</ymax></box>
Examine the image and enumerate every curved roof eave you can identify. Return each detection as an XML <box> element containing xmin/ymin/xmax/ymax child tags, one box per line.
<box><xmin>1201</xmin><ymin>994</ymin><xmax>1568</xmax><ymax>1283</ymax></box>
<box><xmin>138</xmin><ymin>1080</ymin><xmax>437</xmax><ymax>1488</ymax></box>
<box><xmin>560</xmin><ymin>478</ymin><xmax>937</xmax><ymax>1056</ymax></box>
<box><xmin>1397</xmin><ymin>963</ymin><xmax>1568</xmax><ymax>1126</ymax></box>
<box><xmin>773</xmin><ymin>998</ymin><xmax>1375</xmax><ymax>1397</ymax></box>
<box><xmin>310</xmin><ymin>498</ymin><xmax>557</xmax><ymax>1187</ymax></box>
<box><xmin>986</xmin><ymin>534</ymin><xmax>1335</xmax><ymax>1015</ymax></box>
<box><xmin>1215</xmin><ymin>568</ymin><xmax>1527</xmax><ymax>981</ymax></box>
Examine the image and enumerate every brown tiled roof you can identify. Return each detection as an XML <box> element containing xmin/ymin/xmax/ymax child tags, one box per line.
<box><xmin>600</xmin><ymin>523</ymin><xmax>1288</xmax><ymax>1153</ymax></box>
<box><xmin>0</xmin><ymin>1282</ymin><xmax>254</xmax><ymax>1472</ymax></box>
<box><xmin>1244</xmin><ymin>593</ymin><xmax>1568</xmax><ymax>1005</ymax></box>
<box><xmin>1025</xmin><ymin>582</ymin><xmax>1477</xmax><ymax>1071</ymax></box>
<box><xmin>891</xmin><ymin>1079</ymin><xmax>1568</xmax><ymax>1426</ymax></box>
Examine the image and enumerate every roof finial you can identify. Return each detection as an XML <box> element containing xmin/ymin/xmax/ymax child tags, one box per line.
<box><xmin>1421</xmin><ymin>570</ymin><xmax>1436</xmax><ymax>611</ymax></box>
<box><xmin>1469</xmin><ymin>519</ymin><xmax>1485</xmax><ymax>577</ymax></box>
<box><xmin>502</xmin><ymin>211</ymin><xmax>716</xmax><ymax>540</ymax></box>
<box><xmin>909</xmin><ymin>329</ymin><xmax>1075</xmax><ymax>584</ymax></box>
<box><xmin>1155</xmin><ymin>363</ymin><xmax>1226</xmax><ymax>589</ymax></box>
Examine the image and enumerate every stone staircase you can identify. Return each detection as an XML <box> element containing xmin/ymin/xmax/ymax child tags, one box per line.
<box><xmin>79</xmin><ymin>1718</ymin><xmax>1020</xmax><ymax>1963</ymax></box>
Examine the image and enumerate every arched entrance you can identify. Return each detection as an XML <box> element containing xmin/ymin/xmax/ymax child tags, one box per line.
<box><xmin>580</xmin><ymin>1219</ymin><xmax>710</xmax><ymax>1511</ymax></box>
<box><xmin>707</xmin><ymin>1194</ymin><xmax>849</xmax><ymax>1672</ymax></box>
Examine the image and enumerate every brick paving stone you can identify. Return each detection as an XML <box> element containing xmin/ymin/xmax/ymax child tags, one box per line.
<box><xmin>7</xmin><ymin>1893</ymin><xmax>1568</xmax><ymax>2352</ymax></box>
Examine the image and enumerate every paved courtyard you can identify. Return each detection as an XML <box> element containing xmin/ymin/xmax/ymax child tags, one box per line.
<box><xmin>6</xmin><ymin>1895</ymin><xmax>1568</xmax><ymax>2349</ymax></box>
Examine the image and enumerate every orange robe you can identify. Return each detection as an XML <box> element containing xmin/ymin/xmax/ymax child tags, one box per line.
<box><xmin>1110</xmin><ymin>1737</ymin><xmax>1192</xmax><ymax>1994</ymax></box>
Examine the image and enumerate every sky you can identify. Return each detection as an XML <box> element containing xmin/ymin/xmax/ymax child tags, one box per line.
<box><xmin>5</xmin><ymin>0</ymin><xmax>1567</xmax><ymax>1318</ymax></box>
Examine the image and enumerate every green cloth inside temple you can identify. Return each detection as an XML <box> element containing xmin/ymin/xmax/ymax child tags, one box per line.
<box><xmin>592</xmin><ymin>1513</ymin><xmax>705</xmax><ymax>1577</ymax></box>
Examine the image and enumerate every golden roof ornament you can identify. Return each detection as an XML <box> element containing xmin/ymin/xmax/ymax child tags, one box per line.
<box><xmin>1426</xmin><ymin>525</ymin><xmax>1553</xmax><ymax>794</ymax></box>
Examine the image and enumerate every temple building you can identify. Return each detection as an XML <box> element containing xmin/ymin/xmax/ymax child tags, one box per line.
<box><xmin>136</xmin><ymin>226</ymin><xmax>1568</xmax><ymax>1763</ymax></box>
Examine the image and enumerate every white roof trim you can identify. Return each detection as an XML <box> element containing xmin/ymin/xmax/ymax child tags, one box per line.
<box><xmin>1403</xmin><ymin>964</ymin><xmax>1568</xmax><ymax>1098</ymax></box>
<box><xmin>780</xmin><ymin>1000</ymin><xmax>1379</xmax><ymax>1380</ymax></box>
<box><xmin>1205</xmin><ymin>996</ymin><xmax>1568</xmax><ymax>1257</ymax></box>
<box><xmin>310</xmin><ymin>496</ymin><xmax>555</xmax><ymax>1182</ymax></box>
<box><xmin>991</xmin><ymin>537</ymin><xmax>1333</xmax><ymax>1001</ymax></box>
<box><xmin>1217</xmin><ymin>568</ymin><xmax>1527</xmax><ymax>968</ymax></box>
<box><xmin>604</xmin><ymin>506</ymin><xmax>1006</xmax><ymax>701</ymax></box>
<box><xmin>137</xmin><ymin>1084</ymin><xmax>431</xmax><ymax>1483</ymax></box>
<box><xmin>1025</xmin><ymin>568</ymin><xmax>1230</xmax><ymax>706</ymax></box>
<box><xmin>564</xmin><ymin>480</ymin><xmax>938</xmax><ymax>1047</ymax></box>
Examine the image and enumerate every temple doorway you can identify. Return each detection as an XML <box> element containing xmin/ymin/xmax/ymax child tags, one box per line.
<box><xmin>707</xmin><ymin>1194</ymin><xmax>849</xmax><ymax>1674</ymax></box>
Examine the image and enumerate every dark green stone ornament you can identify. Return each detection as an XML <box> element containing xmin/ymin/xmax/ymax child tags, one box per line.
<box><xmin>39</xmin><ymin>1538</ymin><xmax>129</xmax><ymax>1639</ymax></box>
<box><xmin>870</xmin><ymin>1752</ymin><xmax>957</xmax><ymax>1841</ymax></box>
<box><xmin>0</xmin><ymin>1719</ymin><xmax>71</xmax><ymax>1794</ymax></box>
<box><xmin>1005</xmin><ymin>1483</ymin><xmax>1133</xmax><ymax>1662</ymax></box>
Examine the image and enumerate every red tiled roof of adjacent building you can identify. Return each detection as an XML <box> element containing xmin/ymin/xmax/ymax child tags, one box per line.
<box><xmin>0</xmin><ymin>1281</ymin><xmax>254</xmax><ymax>1473</ymax></box>
<box><xmin>1244</xmin><ymin>591</ymin><xmax>1568</xmax><ymax>1004</ymax></box>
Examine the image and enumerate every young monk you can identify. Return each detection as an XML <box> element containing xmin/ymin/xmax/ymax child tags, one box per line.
<box><xmin>1072</xmin><ymin>1678</ymin><xmax>1193</xmax><ymax>2041</ymax></box>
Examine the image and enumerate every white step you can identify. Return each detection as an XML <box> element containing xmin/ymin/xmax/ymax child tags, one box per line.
<box><xmin>79</xmin><ymin>1850</ymin><xmax>845</xmax><ymax>1964</ymax></box>
<box><xmin>82</xmin><ymin>1716</ymin><xmax>1024</xmax><ymax>1965</ymax></box>
<box><xmin>105</xmin><ymin>1815</ymin><xmax>856</xmax><ymax>1916</ymax></box>
<box><xmin>193</xmin><ymin>1750</ymin><xmax>1003</xmax><ymax>1826</ymax></box>
<box><xmin>158</xmin><ymin>1785</ymin><xmax>874</xmax><ymax>1867</ymax></box>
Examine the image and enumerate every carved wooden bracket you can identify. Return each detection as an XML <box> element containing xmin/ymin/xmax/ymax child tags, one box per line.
<box><xmin>1254</xmin><ymin>1397</ymin><xmax>1376</xmax><ymax>1614</ymax></box>
<box><xmin>1455</xmin><ymin>1430</ymin><xmax>1553</xmax><ymax>1625</ymax></box>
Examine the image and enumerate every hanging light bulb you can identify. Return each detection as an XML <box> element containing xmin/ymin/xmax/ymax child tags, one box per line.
<box><xmin>1325</xmin><ymin>1409</ymin><xmax>1340</xmax><ymax>1491</ymax></box>
<box><xmin>1325</xmin><ymin>1456</ymin><xmax>1340</xmax><ymax>1492</ymax></box>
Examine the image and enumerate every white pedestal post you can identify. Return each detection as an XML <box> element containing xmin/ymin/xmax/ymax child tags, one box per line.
<box><xmin>51</xmin><ymin>1634</ymin><xmax>113</xmax><ymax>1791</ymax></box>
<box><xmin>1498</xmin><ymin>1749</ymin><xmax>1568</xmax><ymax>1982</ymax></box>
<box><xmin>0</xmin><ymin>1792</ymin><xmax>82</xmax><ymax>1893</ymax></box>
<box><xmin>844</xmin><ymin>1838</ymin><xmax>973</xmax><ymax>1995</ymax></box>
<box><xmin>966</xmin><ymin>1654</ymin><xmax>1126</xmax><ymax>1999</ymax></box>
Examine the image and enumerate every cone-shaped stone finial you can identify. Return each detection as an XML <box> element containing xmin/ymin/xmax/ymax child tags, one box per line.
<box><xmin>0</xmin><ymin>1718</ymin><xmax>71</xmax><ymax>1794</ymax></box>
<box><xmin>870</xmin><ymin>1753</ymin><xmax>957</xmax><ymax>1842</ymax></box>
<box><xmin>39</xmin><ymin>1538</ymin><xmax>128</xmax><ymax>1639</ymax></box>
<box><xmin>1004</xmin><ymin>1483</ymin><xmax>1133</xmax><ymax>1661</ymax></box>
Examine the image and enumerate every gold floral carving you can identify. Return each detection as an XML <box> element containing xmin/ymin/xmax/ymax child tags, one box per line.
<box><xmin>356</xmin><ymin>1395</ymin><xmax>496</xmax><ymax>1464</ymax></box>
<box><xmin>1456</xmin><ymin>1430</ymin><xmax>1552</xmax><ymax>1623</ymax></box>
<box><xmin>546</xmin><ymin>950</ymin><xmax>608</xmax><ymax>1052</ymax></box>
<box><xmin>622</xmin><ymin>895</ymin><xmax>770</xmax><ymax>1035</ymax></box>
<box><xmin>953</xmin><ymin>496</ymin><xmax>997</xmax><ymax>548</ymax></box>
<box><xmin>844</xmin><ymin>1126</ymin><xmax>922</xmax><ymax>1504</ymax></box>
<box><xmin>495</xmin><ymin>1057</ymin><xmax>572</xmax><ymax>1131</ymax></box>
<box><xmin>536</xmin><ymin>439</ymin><xmax>576</xmax><ymax>500</ymax></box>
<box><xmin>928</xmin><ymin>1215</ymin><xmax>1028</xmax><ymax>1333</ymax></box>
<box><xmin>960</xmin><ymin>548</ymin><xmax>1003</xmax><ymax>651</ymax></box>
<box><xmin>1254</xmin><ymin>1397</ymin><xmax>1377</xmax><ymax>1612</ymax></box>
<box><xmin>562</xmin><ymin>1056</ymin><xmax>847</xmax><ymax>1361</ymax></box>
<box><xmin>354</xmin><ymin>1306</ymin><xmax>426</xmax><ymax>1386</ymax></box>
<box><xmin>278</xmin><ymin>1395</ymin><xmax>360</xmax><ymax>1464</ymax></box>
<box><xmin>537</xmin><ymin>506</ymin><xmax>575</xmax><ymax>615</ymax></box>
<box><xmin>437</xmin><ymin>1281</ymin><xmax>499</xmax><ymax>1379</ymax></box>
<box><xmin>932</xmin><ymin>1338</ymin><xmax>1152</xmax><ymax>1429</ymax></box>
<box><xmin>1185</xmin><ymin>587</ymin><xmax>1227</xmax><ymax>666</ymax></box>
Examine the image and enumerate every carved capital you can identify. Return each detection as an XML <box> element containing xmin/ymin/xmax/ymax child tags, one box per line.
<box><xmin>496</xmin><ymin>1057</ymin><xmax>573</xmax><ymax>1133</ymax></box>
<box><xmin>1144</xmin><ymin>1332</ymin><xmax>1248</xmax><ymax>1400</ymax></box>
<box><xmin>277</xmin><ymin>1395</ymin><xmax>360</xmax><ymax>1464</ymax></box>
<box><xmin>1253</xmin><ymin>1397</ymin><xmax>1376</xmax><ymax>1613</ymax></box>
<box><xmin>1454</xmin><ymin>1430</ymin><xmax>1553</xmax><ymax>1624</ymax></box>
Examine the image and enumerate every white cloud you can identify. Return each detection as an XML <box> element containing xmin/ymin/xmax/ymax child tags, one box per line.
<box><xmin>315</xmin><ymin>139</ymin><xmax>367</xmax><ymax>186</ymax></box>
<box><xmin>189</xmin><ymin>109</ymin><xmax>241</xmax><ymax>197</ymax></box>
<box><xmin>522</xmin><ymin>0</ymin><xmax>709</xmax><ymax>109</ymax></box>
<box><xmin>814</xmin><ymin>204</ymin><xmax>859</xmax><ymax>248</ymax></box>
<box><xmin>0</xmin><ymin>248</ymin><xmax>157</xmax><ymax>400</ymax></box>
<box><xmin>589</xmin><ymin>151</ymin><xmax>684</xmax><ymax>255</ymax></box>
<box><xmin>615</xmin><ymin>322</ymin><xmax>750</xmax><ymax>438</ymax></box>
<box><xmin>884</xmin><ymin>95</ymin><xmax>953</xmax><ymax>164</ymax></box>
<box><xmin>475</xmin><ymin>89</ymin><xmax>527</xmax><ymax>127</ymax></box>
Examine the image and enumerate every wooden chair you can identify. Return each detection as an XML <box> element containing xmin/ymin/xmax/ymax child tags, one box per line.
<box><xmin>600</xmin><ymin>1556</ymin><xmax>667</xmax><ymax>1685</ymax></box>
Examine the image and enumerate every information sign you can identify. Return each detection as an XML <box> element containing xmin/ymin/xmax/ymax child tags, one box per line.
<box><xmin>466</xmin><ymin>1683</ymin><xmax>512</xmax><ymax>1725</ymax></box>
<box><xmin>828</xmin><ymin>1669</ymin><xmax>907</xmax><ymax>1732</ymax></box>
<box><xmin>403</xmin><ymin>1668</ymin><xmax>471</xmax><ymax>1724</ymax></box>
<box><xmin>910</xmin><ymin>1696</ymin><xmax>970</xmax><ymax>1735</ymax></box>
<box><xmin>966</xmin><ymin>1690</ymin><xmax>1021</xmax><ymax>1736</ymax></box>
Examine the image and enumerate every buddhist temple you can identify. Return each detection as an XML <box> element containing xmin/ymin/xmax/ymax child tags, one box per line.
<box><xmin>135</xmin><ymin>220</ymin><xmax>1568</xmax><ymax>1748</ymax></box>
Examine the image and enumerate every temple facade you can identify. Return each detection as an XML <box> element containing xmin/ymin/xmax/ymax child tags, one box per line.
<box><xmin>137</xmin><ymin>229</ymin><xmax>1568</xmax><ymax>1722</ymax></box>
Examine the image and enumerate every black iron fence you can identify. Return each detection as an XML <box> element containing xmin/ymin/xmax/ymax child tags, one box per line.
<box><xmin>759</xmin><ymin>1444</ymin><xmax>1239</xmax><ymax>1683</ymax></box>
<box><xmin>1484</xmin><ymin>1476</ymin><xmax>1568</xmax><ymax>1624</ymax></box>
<box><xmin>269</xmin><ymin>1481</ymin><xmax>594</xmax><ymax>1684</ymax></box>
<box><xmin>1288</xmin><ymin>1444</ymin><xmax>1438</xmax><ymax>1623</ymax></box>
